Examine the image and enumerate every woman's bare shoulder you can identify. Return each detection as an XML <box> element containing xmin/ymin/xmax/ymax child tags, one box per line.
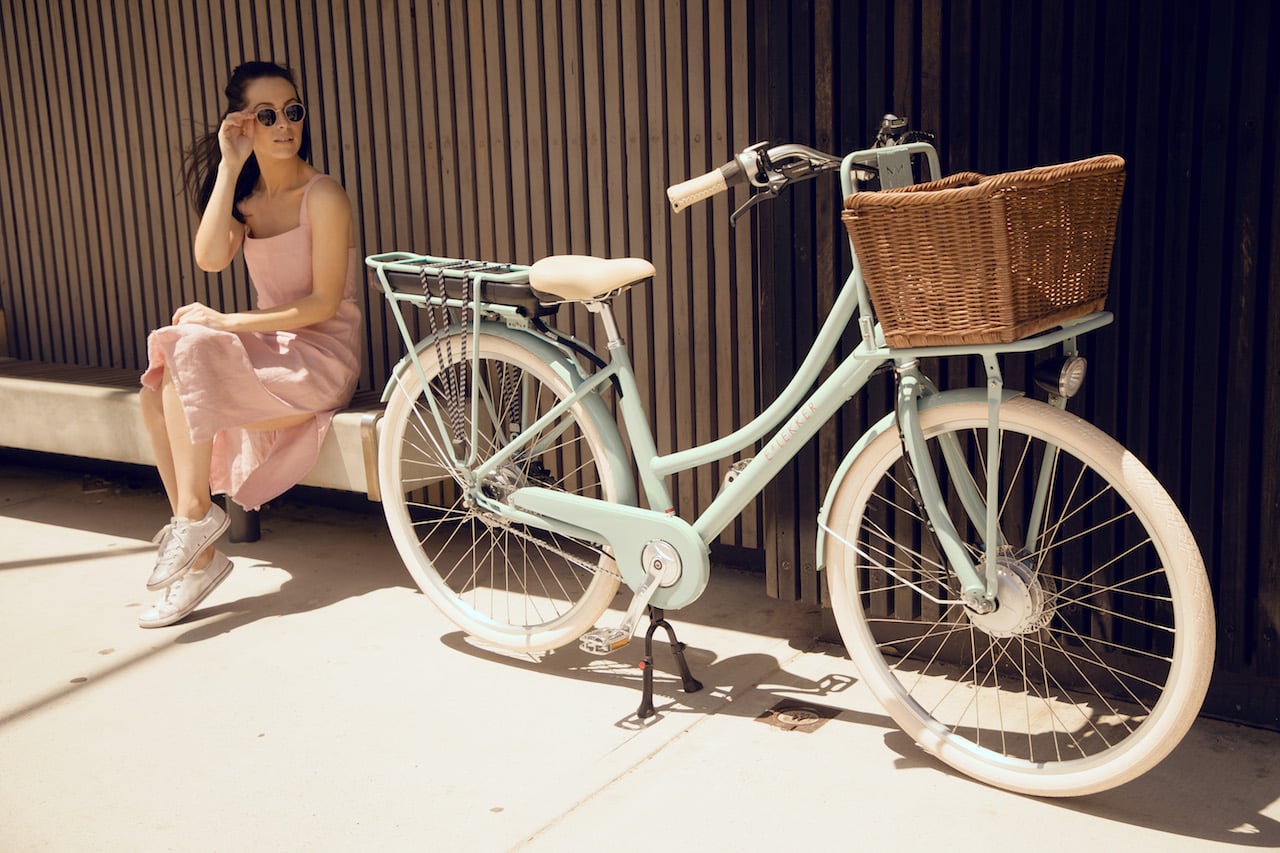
<box><xmin>306</xmin><ymin>175</ymin><xmax>352</xmax><ymax>217</ymax></box>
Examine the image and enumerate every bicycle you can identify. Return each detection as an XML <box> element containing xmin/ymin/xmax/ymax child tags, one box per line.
<box><xmin>363</xmin><ymin>116</ymin><xmax>1215</xmax><ymax>797</ymax></box>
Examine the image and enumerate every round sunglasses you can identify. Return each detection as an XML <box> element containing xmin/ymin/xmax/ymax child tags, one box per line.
<box><xmin>255</xmin><ymin>102</ymin><xmax>306</xmax><ymax>127</ymax></box>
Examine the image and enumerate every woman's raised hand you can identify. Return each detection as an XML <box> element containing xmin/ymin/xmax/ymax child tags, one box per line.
<box><xmin>218</xmin><ymin>110</ymin><xmax>257</xmax><ymax>170</ymax></box>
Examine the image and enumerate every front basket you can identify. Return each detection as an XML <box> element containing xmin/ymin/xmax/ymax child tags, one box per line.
<box><xmin>841</xmin><ymin>155</ymin><xmax>1126</xmax><ymax>348</ymax></box>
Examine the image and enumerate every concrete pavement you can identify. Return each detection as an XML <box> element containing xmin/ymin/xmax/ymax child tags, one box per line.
<box><xmin>2</xmin><ymin>454</ymin><xmax>1279</xmax><ymax>852</ymax></box>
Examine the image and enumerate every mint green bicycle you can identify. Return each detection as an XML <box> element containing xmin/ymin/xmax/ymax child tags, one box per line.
<box><xmin>364</xmin><ymin>119</ymin><xmax>1214</xmax><ymax>797</ymax></box>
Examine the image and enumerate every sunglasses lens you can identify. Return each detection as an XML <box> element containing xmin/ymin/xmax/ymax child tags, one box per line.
<box><xmin>256</xmin><ymin>108</ymin><xmax>277</xmax><ymax>127</ymax></box>
<box><xmin>283</xmin><ymin>103</ymin><xmax>305</xmax><ymax>123</ymax></box>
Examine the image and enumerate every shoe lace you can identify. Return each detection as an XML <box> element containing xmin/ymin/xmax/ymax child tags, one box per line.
<box><xmin>155</xmin><ymin>521</ymin><xmax>194</xmax><ymax>568</ymax></box>
<box><xmin>151</xmin><ymin>520</ymin><xmax>175</xmax><ymax>546</ymax></box>
<box><xmin>161</xmin><ymin>577</ymin><xmax>186</xmax><ymax>604</ymax></box>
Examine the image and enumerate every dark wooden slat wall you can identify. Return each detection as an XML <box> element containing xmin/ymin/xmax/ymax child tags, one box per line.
<box><xmin>754</xmin><ymin>0</ymin><xmax>1279</xmax><ymax>729</ymax></box>
<box><xmin>0</xmin><ymin>0</ymin><xmax>760</xmax><ymax>551</ymax></box>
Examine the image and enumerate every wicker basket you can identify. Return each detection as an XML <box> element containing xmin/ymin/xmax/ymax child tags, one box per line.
<box><xmin>841</xmin><ymin>155</ymin><xmax>1126</xmax><ymax>347</ymax></box>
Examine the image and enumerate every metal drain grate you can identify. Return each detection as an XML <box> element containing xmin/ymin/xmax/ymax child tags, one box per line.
<box><xmin>755</xmin><ymin>700</ymin><xmax>840</xmax><ymax>733</ymax></box>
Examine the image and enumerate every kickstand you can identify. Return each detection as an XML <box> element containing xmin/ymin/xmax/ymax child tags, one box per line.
<box><xmin>636</xmin><ymin>606</ymin><xmax>704</xmax><ymax>719</ymax></box>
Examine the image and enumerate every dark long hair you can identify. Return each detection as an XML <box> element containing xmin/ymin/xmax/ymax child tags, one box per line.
<box><xmin>181</xmin><ymin>61</ymin><xmax>313</xmax><ymax>222</ymax></box>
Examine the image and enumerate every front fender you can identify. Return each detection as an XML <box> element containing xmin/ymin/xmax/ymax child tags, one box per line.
<box><xmin>814</xmin><ymin>387</ymin><xmax>1023</xmax><ymax>572</ymax></box>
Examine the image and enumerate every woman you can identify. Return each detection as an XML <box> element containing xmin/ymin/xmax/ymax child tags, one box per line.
<box><xmin>137</xmin><ymin>61</ymin><xmax>361</xmax><ymax>628</ymax></box>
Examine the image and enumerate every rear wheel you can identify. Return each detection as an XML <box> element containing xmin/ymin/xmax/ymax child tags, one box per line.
<box><xmin>379</xmin><ymin>332</ymin><xmax>626</xmax><ymax>653</ymax></box>
<box><xmin>824</xmin><ymin>397</ymin><xmax>1214</xmax><ymax>796</ymax></box>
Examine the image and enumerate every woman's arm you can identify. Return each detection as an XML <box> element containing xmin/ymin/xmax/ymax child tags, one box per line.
<box><xmin>193</xmin><ymin>112</ymin><xmax>257</xmax><ymax>271</ymax></box>
<box><xmin>175</xmin><ymin>178</ymin><xmax>353</xmax><ymax>333</ymax></box>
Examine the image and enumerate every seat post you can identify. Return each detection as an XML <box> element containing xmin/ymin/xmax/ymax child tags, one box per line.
<box><xmin>584</xmin><ymin>300</ymin><xmax>625</xmax><ymax>348</ymax></box>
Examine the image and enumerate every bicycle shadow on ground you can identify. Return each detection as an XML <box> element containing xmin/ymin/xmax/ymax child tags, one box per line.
<box><xmin>1053</xmin><ymin>728</ymin><xmax>1280</xmax><ymax>847</ymax></box>
<box><xmin>441</xmin><ymin>630</ymin><xmax>1280</xmax><ymax>848</ymax></box>
<box><xmin>439</xmin><ymin>628</ymin><xmax>888</xmax><ymax>731</ymax></box>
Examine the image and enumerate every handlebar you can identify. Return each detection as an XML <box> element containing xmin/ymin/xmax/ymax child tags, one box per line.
<box><xmin>666</xmin><ymin>158</ymin><xmax>746</xmax><ymax>212</ymax></box>
<box><xmin>667</xmin><ymin>142</ymin><xmax>844</xmax><ymax>222</ymax></box>
<box><xmin>666</xmin><ymin>114</ymin><xmax>935</xmax><ymax>223</ymax></box>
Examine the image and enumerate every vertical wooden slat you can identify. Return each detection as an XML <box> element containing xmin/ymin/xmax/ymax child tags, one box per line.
<box><xmin>616</xmin><ymin>0</ymin><xmax>656</xmax><ymax>435</ymax></box>
<box><xmin>62</xmin><ymin>1</ymin><xmax>107</xmax><ymax>364</ymax></box>
<box><xmin>494</xmin><ymin>0</ymin><xmax>524</xmax><ymax>262</ymax></box>
<box><xmin>643</xmin><ymin>3</ymin><xmax>675</xmax><ymax>506</ymax></box>
<box><xmin>730</xmin><ymin>3</ymin><xmax>757</xmax><ymax>550</ymax></box>
<box><xmin>480</xmin><ymin>2</ymin><xmax>513</xmax><ymax>260</ymax></box>
<box><xmin>599</xmin><ymin>2</ymin><xmax>626</xmax><ymax>260</ymax></box>
<box><xmin>110</xmin><ymin>0</ymin><xmax>161</xmax><ymax>361</ymax></box>
<box><xmin>519</xmin><ymin>1</ymin><xmax>550</xmax><ymax>262</ymax></box>
<box><xmin>1222</xmin><ymin>0</ymin><xmax>1268</xmax><ymax>678</ymax></box>
<box><xmin>1189</xmin><ymin>0</ymin><xmax>1237</xmax><ymax>669</ymax></box>
<box><xmin>89</xmin><ymin>0</ymin><xmax>135</xmax><ymax>366</ymax></box>
<box><xmin>449</xmin><ymin>0</ymin><xmax>480</xmax><ymax>257</ymax></box>
<box><xmin>558</xmin><ymin>0</ymin><xmax>586</xmax><ymax>255</ymax></box>
<box><xmin>0</xmin><ymin>0</ymin><xmax>38</xmax><ymax>360</ymax></box>
<box><xmin>148</xmin><ymin>1</ymin><xmax>192</xmax><ymax>352</ymax></box>
<box><xmin>1263</xmin><ymin>64</ymin><xmax>1280</xmax><ymax>681</ymax></box>
<box><xmin>756</xmin><ymin>0</ymin><xmax>801</xmax><ymax>599</ymax></box>
<box><xmin>675</xmin><ymin>1</ymin><xmax>706</xmax><ymax>517</ymax></box>
<box><xmin>707</xmin><ymin>0</ymin><xmax>734</xmax><ymax>538</ymax></box>
<box><xmin>16</xmin><ymin>0</ymin><xmax>62</xmax><ymax>362</ymax></box>
<box><xmin>578</xmin><ymin>1</ymin><xmax>607</xmax><ymax>259</ymax></box>
<box><xmin>32</xmin><ymin>0</ymin><xmax>78</xmax><ymax>363</ymax></box>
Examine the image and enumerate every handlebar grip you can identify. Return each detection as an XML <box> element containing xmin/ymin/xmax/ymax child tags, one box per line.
<box><xmin>667</xmin><ymin>160</ymin><xmax>744</xmax><ymax>212</ymax></box>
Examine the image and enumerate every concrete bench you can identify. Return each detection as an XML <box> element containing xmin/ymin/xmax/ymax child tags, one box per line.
<box><xmin>0</xmin><ymin>356</ymin><xmax>384</xmax><ymax>539</ymax></box>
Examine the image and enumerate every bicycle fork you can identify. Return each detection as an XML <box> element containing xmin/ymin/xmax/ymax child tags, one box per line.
<box><xmin>893</xmin><ymin>360</ymin><xmax>998</xmax><ymax>612</ymax></box>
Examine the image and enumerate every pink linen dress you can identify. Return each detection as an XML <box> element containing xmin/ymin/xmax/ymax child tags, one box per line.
<box><xmin>141</xmin><ymin>174</ymin><xmax>361</xmax><ymax>511</ymax></box>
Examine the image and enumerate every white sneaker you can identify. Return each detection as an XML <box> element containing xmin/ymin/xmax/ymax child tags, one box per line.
<box><xmin>146</xmin><ymin>503</ymin><xmax>229</xmax><ymax>590</ymax></box>
<box><xmin>138</xmin><ymin>551</ymin><xmax>234</xmax><ymax>628</ymax></box>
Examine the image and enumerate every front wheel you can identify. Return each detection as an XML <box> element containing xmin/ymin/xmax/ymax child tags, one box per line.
<box><xmin>379</xmin><ymin>332</ymin><xmax>628</xmax><ymax>653</ymax></box>
<box><xmin>824</xmin><ymin>396</ymin><xmax>1214</xmax><ymax>796</ymax></box>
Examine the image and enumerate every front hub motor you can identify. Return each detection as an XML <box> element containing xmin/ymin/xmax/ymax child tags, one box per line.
<box><xmin>966</xmin><ymin>556</ymin><xmax>1053</xmax><ymax>638</ymax></box>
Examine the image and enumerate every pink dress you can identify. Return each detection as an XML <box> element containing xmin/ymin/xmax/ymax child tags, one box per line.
<box><xmin>141</xmin><ymin>174</ymin><xmax>361</xmax><ymax>510</ymax></box>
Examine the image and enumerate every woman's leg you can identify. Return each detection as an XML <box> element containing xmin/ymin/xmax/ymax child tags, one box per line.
<box><xmin>160</xmin><ymin>367</ymin><xmax>215</xmax><ymax>522</ymax></box>
<box><xmin>139</xmin><ymin>383</ymin><xmax>179</xmax><ymax>515</ymax></box>
<box><xmin>143</xmin><ymin>367</ymin><xmax>221</xmax><ymax>577</ymax></box>
<box><xmin>243</xmin><ymin>412</ymin><xmax>315</xmax><ymax>431</ymax></box>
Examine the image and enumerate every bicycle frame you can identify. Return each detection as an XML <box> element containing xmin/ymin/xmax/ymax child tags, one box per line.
<box><xmin>365</xmin><ymin>140</ymin><xmax>1114</xmax><ymax>614</ymax></box>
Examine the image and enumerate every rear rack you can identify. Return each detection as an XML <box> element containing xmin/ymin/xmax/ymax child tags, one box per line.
<box><xmin>365</xmin><ymin>252</ymin><xmax>557</xmax><ymax>318</ymax></box>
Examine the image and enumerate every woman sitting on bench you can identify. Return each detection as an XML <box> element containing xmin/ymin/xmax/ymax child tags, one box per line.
<box><xmin>137</xmin><ymin>61</ymin><xmax>361</xmax><ymax>628</ymax></box>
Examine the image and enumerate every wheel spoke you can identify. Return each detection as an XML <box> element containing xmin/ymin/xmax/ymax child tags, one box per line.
<box><xmin>379</xmin><ymin>337</ymin><xmax>622</xmax><ymax>652</ymax></box>
<box><xmin>827</xmin><ymin>398</ymin><xmax>1212</xmax><ymax>794</ymax></box>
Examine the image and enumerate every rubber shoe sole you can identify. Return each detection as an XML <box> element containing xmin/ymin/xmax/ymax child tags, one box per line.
<box><xmin>138</xmin><ymin>553</ymin><xmax>234</xmax><ymax>629</ymax></box>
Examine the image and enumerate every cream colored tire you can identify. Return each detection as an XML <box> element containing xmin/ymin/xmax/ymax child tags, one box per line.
<box><xmin>379</xmin><ymin>333</ymin><xmax>624</xmax><ymax>652</ymax></box>
<box><xmin>824</xmin><ymin>397</ymin><xmax>1214</xmax><ymax>796</ymax></box>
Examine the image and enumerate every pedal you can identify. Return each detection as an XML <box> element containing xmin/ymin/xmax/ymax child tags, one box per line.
<box><xmin>578</xmin><ymin>540</ymin><xmax>683</xmax><ymax>656</ymax></box>
<box><xmin>579</xmin><ymin>627</ymin><xmax>632</xmax><ymax>656</ymax></box>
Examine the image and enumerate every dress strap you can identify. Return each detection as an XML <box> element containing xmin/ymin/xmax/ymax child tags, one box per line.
<box><xmin>297</xmin><ymin>174</ymin><xmax>327</xmax><ymax>228</ymax></box>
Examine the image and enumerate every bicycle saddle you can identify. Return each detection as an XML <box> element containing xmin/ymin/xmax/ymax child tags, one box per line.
<box><xmin>529</xmin><ymin>255</ymin><xmax>656</xmax><ymax>301</ymax></box>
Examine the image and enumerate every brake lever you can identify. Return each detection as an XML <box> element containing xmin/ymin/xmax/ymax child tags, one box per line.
<box><xmin>730</xmin><ymin>188</ymin><xmax>779</xmax><ymax>226</ymax></box>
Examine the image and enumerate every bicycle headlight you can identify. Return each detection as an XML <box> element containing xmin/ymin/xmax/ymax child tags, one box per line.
<box><xmin>1035</xmin><ymin>355</ymin><xmax>1088</xmax><ymax>398</ymax></box>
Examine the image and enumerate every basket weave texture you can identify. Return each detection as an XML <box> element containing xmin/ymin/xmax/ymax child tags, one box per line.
<box><xmin>841</xmin><ymin>154</ymin><xmax>1126</xmax><ymax>347</ymax></box>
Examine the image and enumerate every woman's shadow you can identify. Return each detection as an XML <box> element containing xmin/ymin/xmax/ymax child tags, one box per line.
<box><xmin>162</xmin><ymin>499</ymin><xmax>413</xmax><ymax>643</ymax></box>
